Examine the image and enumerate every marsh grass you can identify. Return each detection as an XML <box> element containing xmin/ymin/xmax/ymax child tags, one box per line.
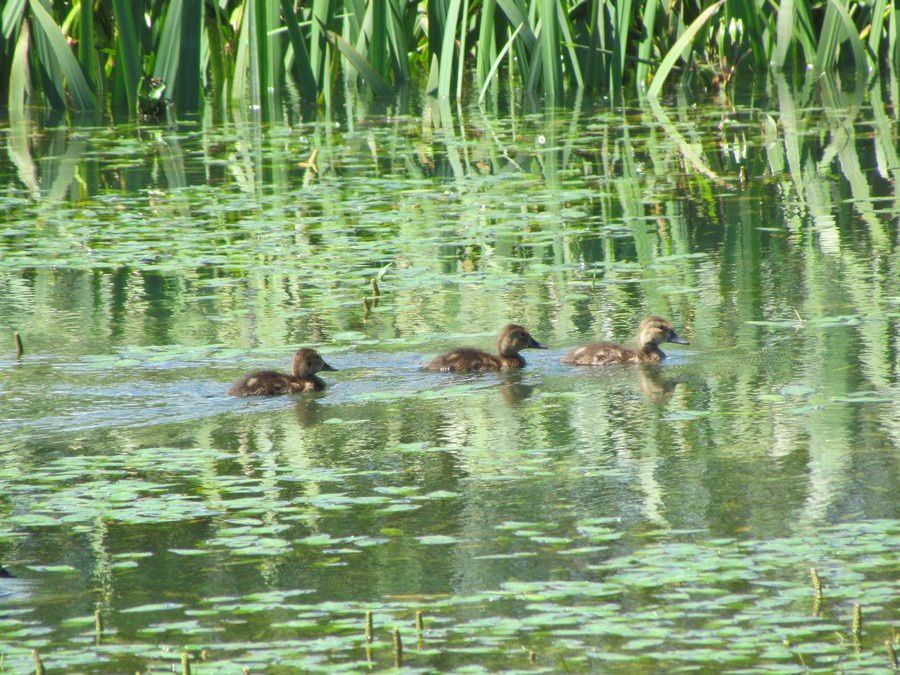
<box><xmin>0</xmin><ymin>0</ymin><xmax>896</xmax><ymax>116</ymax></box>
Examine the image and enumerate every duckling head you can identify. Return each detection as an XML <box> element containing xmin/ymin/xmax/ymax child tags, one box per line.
<box><xmin>638</xmin><ymin>316</ymin><xmax>690</xmax><ymax>349</ymax></box>
<box><xmin>292</xmin><ymin>348</ymin><xmax>337</xmax><ymax>377</ymax></box>
<box><xmin>498</xmin><ymin>324</ymin><xmax>547</xmax><ymax>357</ymax></box>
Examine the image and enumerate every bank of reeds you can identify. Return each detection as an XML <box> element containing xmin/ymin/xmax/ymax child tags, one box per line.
<box><xmin>1</xmin><ymin>0</ymin><xmax>897</xmax><ymax>117</ymax></box>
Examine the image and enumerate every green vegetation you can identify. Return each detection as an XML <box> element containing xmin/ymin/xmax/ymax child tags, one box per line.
<box><xmin>1</xmin><ymin>0</ymin><xmax>897</xmax><ymax>117</ymax></box>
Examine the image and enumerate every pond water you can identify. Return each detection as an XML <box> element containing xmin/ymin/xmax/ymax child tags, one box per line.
<box><xmin>0</xmin><ymin>77</ymin><xmax>897</xmax><ymax>672</ymax></box>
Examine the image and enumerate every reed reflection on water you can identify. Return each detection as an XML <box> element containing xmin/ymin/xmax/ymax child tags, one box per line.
<box><xmin>0</xmin><ymin>75</ymin><xmax>897</xmax><ymax>671</ymax></box>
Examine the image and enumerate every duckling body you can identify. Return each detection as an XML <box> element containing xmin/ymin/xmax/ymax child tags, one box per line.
<box><xmin>425</xmin><ymin>324</ymin><xmax>546</xmax><ymax>373</ymax></box>
<box><xmin>427</xmin><ymin>347</ymin><xmax>516</xmax><ymax>372</ymax></box>
<box><xmin>228</xmin><ymin>348</ymin><xmax>336</xmax><ymax>396</ymax></box>
<box><xmin>229</xmin><ymin>370</ymin><xmax>325</xmax><ymax>395</ymax></box>
<box><xmin>562</xmin><ymin>316</ymin><xmax>688</xmax><ymax>366</ymax></box>
<box><xmin>0</xmin><ymin>565</ymin><xmax>13</xmax><ymax>578</ymax></box>
<box><xmin>563</xmin><ymin>341</ymin><xmax>645</xmax><ymax>365</ymax></box>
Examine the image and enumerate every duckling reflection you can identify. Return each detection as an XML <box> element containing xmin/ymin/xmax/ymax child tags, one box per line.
<box><xmin>499</xmin><ymin>378</ymin><xmax>535</xmax><ymax>405</ymax></box>
<box><xmin>562</xmin><ymin>316</ymin><xmax>689</xmax><ymax>366</ymax></box>
<box><xmin>228</xmin><ymin>348</ymin><xmax>336</xmax><ymax>396</ymax></box>
<box><xmin>293</xmin><ymin>397</ymin><xmax>326</xmax><ymax>427</ymax></box>
<box><xmin>637</xmin><ymin>365</ymin><xmax>679</xmax><ymax>403</ymax></box>
<box><xmin>424</xmin><ymin>324</ymin><xmax>547</xmax><ymax>373</ymax></box>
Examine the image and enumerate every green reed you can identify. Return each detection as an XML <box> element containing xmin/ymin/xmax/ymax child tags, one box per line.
<box><xmin>0</xmin><ymin>0</ymin><xmax>896</xmax><ymax>116</ymax></box>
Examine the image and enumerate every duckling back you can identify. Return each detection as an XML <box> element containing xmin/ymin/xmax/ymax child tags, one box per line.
<box><xmin>561</xmin><ymin>342</ymin><xmax>642</xmax><ymax>365</ymax></box>
<box><xmin>424</xmin><ymin>348</ymin><xmax>506</xmax><ymax>373</ymax></box>
<box><xmin>228</xmin><ymin>371</ymin><xmax>325</xmax><ymax>396</ymax></box>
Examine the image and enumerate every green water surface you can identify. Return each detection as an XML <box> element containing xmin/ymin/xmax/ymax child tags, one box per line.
<box><xmin>0</xmin><ymin>78</ymin><xmax>897</xmax><ymax>672</ymax></box>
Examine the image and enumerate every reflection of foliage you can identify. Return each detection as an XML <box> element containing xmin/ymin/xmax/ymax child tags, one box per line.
<box><xmin>0</xmin><ymin>430</ymin><xmax>896</xmax><ymax>672</ymax></box>
<box><xmin>0</xmin><ymin>73</ymin><xmax>897</xmax><ymax>674</ymax></box>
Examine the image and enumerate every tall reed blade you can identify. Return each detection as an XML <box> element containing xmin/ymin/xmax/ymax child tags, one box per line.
<box><xmin>78</xmin><ymin>0</ymin><xmax>98</xmax><ymax>94</ymax></box>
<box><xmin>789</xmin><ymin>0</ymin><xmax>819</xmax><ymax>66</ymax></box>
<box><xmin>537</xmin><ymin>0</ymin><xmax>562</xmax><ymax>100</ymax></box>
<box><xmin>611</xmin><ymin>0</ymin><xmax>633</xmax><ymax>97</ymax></box>
<box><xmin>456</xmin><ymin>0</ymin><xmax>469</xmax><ymax>98</ymax></box>
<box><xmin>728</xmin><ymin>0</ymin><xmax>769</xmax><ymax>70</ymax></box>
<box><xmin>280</xmin><ymin>0</ymin><xmax>317</xmax><ymax>100</ymax></box>
<box><xmin>8</xmin><ymin>19</ymin><xmax>30</xmax><ymax>121</ymax></box>
<box><xmin>476</xmin><ymin>0</ymin><xmax>497</xmax><ymax>87</ymax></box>
<box><xmin>636</xmin><ymin>0</ymin><xmax>658</xmax><ymax>87</ymax></box>
<box><xmin>773</xmin><ymin>0</ymin><xmax>794</xmax><ymax>69</ymax></box>
<box><xmin>825</xmin><ymin>0</ymin><xmax>870</xmax><ymax>78</ymax></box>
<box><xmin>28</xmin><ymin>0</ymin><xmax>96</xmax><ymax>110</ymax></box>
<box><xmin>813</xmin><ymin>0</ymin><xmax>841</xmax><ymax>75</ymax></box>
<box><xmin>248</xmin><ymin>0</ymin><xmax>274</xmax><ymax>116</ymax></box>
<box><xmin>321</xmin><ymin>24</ymin><xmax>391</xmax><ymax>95</ymax></box>
<box><xmin>370</xmin><ymin>0</ymin><xmax>387</xmax><ymax>79</ymax></box>
<box><xmin>647</xmin><ymin>0</ymin><xmax>724</xmax><ymax>98</ymax></box>
<box><xmin>264</xmin><ymin>0</ymin><xmax>282</xmax><ymax>109</ymax></box>
<box><xmin>891</xmin><ymin>1</ymin><xmax>899</xmax><ymax>70</ymax></box>
<box><xmin>112</xmin><ymin>0</ymin><xmax>142</xmax><ymax>114</ymax></box>
<box><xmin>232</xmin><ymin>2</ymin><xmax>250</xmax><ymax>105</ymax></box>
<box><xmin>2</xmin><ymin>0</ymin><xmax>28</xmax><ymax>41</ymax></box>
<box><xmin>310</xmin><ymin>0</ymin><xmax>334</xmax><ymax>85</ymax></box>
<box><xmin>496</xmin><ymin>0</ymin><xmax>536</xmax><ymax>87</ymax></box>
<box><xmin>386</xmin><ymin>0</ymin><xmax>410</xmax><ymax>80</ymax></box>
<box><xmin>495</xmin><ymin>0</ymin><xmax>536</xmax><ymax>48</ymax></box>
<box><xmin>479</xmin><ymin>22</ymin><xmax>523</xmax><ymax>103</ymax></box>
<box><xmin>866</xmin><ymin>0</ymin><xmax>887</xmax><ymax>62</ymax></box>
<box><xmin>153</xmin><ymin>0</ymin><xmax>183</xmax><ymax>103</ymax></box>
<box><xmin>555</xmin><ymin>0</ymin><xmax>583</xmax><ymax>90</ymax></box>
<box><xmin>437</xmin><ymin>0</ymin><xmax>462</xmax><ymax>98</ymax></box>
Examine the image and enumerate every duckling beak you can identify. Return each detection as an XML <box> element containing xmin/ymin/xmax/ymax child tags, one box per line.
<box><xmin>321</xmin><ymin>361</ymin><xmax>338</xmax><ymax>371</ymax></box>
<box><xmin>668</xmin><ymin>333</ymin><xmax>690</xmax><ymax>345</ymax></box>
<box><xmin>528</xmin><ymin>337</ymin><xmax>548</xmax><ymax>349</ymax></box>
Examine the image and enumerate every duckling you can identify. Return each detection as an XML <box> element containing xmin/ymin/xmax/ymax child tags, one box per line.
<box><xmin>0</xmin><ymin>565</ymin><xmax>13</xmax><ymax>578</ymax></box>
<box><xmin>424</xmin><ymin>324</ymin><xmax>547</xmax><ymax>373</ymax></box>
<box><xmin>228</xmin><ymin>348</ymin><xmax>336</xmax><ymax>396</ymax></box>
<box><xmin>562</xmin><ymin>316</ymin><xmax>689</xmax><ymax>366</ymax></box>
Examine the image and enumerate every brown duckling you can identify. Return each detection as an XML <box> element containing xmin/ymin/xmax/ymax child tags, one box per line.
<box><xmin>228</xmin><ymin>348</ymin><xmax>336</xmax><ymax>396</ymax></box>
<box><xmin>424</xmin><ymin>324</ymin><xmax>547</xmax><ymax>373</ymax></box>
<box><xmin>562</xmin><ymin>316</ymin><xmax>689</xmax><ymax>366</ymax></box>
